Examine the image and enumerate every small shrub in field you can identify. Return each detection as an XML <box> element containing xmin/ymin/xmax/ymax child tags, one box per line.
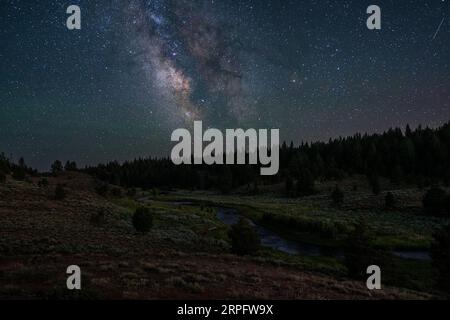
<box><xmin>368</xmin><ymin>174</ymin><xmax>381</xmax><ymax>195</ymax></box>
<box><xmin>126</xmin><ymin>188</ymin><xmax>137</xmax><ymax>197</ymax></box>
<box><xmin>331</xmin><ymin>185</ymin><xmax>344</xmax><ymax>206</ymax></box>
<box><xmin>90</xmin><ymin>209</ymin><xmax>107</xmax><ymax>226</ymax></box>
<box><xmin>132</xmin><ymin>207</ymin><xmax>154</xmax><ymax>233</ymax></box>
<box><xmin>431</xmin><ymin>223</ymin><xmax>450</xmax><ymax>293</ymax></box>
<box><xmin>110</xmin><ymin>187</ymin><xmax>122</xmax><ymax>197</ymax></box>
<box><xmin>285</xmin><ymin>176</ymin><xmax>294</xmax><ymax>197</ymax></box>
<box><xmin>228</xmin><ymin>218</ymin><xmax>260</xmax><ymax>255</ymax></box>
<box><xmin>38</xmin><ymin>178</ymin><xmax>49</xmax><ymax>188</ymax></box>
<box><xmin>95</xmin><ymin>183</ymin><xmax>109</xmax><ymax>197</ymax></box>
<box><xmin>51</xmin><ymin>160</ymin><xmax>64</xmax><ymax>176</ymax></box>
<box><xmin>385</xmin><ymin>192</ymin><xmax>396</xmax><ymax>209</ymax></box>
<box><xmin>296</xmin><ymin>169</ymin><xmax>316</xmax><ymax>197</ymax></box>
<box><xmin>423</xmin><ymin>187</ymin><xmax>447</xmax><ymax>216</ymax></box>
<box><xmin>64</xmin><ymin>161</ymin><xmax>77</xmax><ymax>171</ymax></box>
<box><xmin>54</xmin><ymin>184</ymin><xmax>66</xmax><ymax>200</ymax></box>
<box><xmin>12</xmin><ymin>167</ymin><xmax>26</xmax><ymax>181</ymax></box>
<box><xmin>446</xmin><ymin>195</ymin><xmax>450</xmax><ymax>216</ymax></box>
<box><xmin>344</xmin><ymin>221</ymin><xmax>377</xmax><ymax>279</ymax></box>
<box><xmin>0</xmin><ymin>172</ymin><xmax>5</xmax><ymax>183</ymax></box>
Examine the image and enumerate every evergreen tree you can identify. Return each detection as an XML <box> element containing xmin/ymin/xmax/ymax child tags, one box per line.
<box><xmin>54</xmin><ymin>184</ymin><xmax>66</xmax><ymax>200</ymax></box>
<box><xmin>285</xmin><ymin>175</ymin><xmax>294</xmax><ymax>197</ymax></box>
<box><xmin>228</xmin><ymin>218</ymin><xmax>260</xmax><ymax>255</ymax></box>
<box><xmin>296</xmin><ymin>169</ymin><xmax>315</xmax><ymax>196</ymax></box>
<box><xmin>423</xmin><ymin>187</ymin><xmax>447</xmax><ymax>216</ymax></box>
<box><xmin>431</xmin><ymin>224</ymin><xmax>450</xmax><ymax>293</ymax></box>
<box><xmin>385</xmin><ymin>192</ymin><xmax>396</xmax><ymax>209</ymax></box>
<box><xmin>367</xmin><ymin>173</ymin><xmax>381</xmax><ymax>195</ymax></box>
<box><xmin>65</xmin><ymin>161</ymin><xmax>77</xmax><ymax>171</ymax></box>
<box><xmin>12</xmin><ymin>166</ymin><xmax>26</xmax><ymax>181</ymax></box>
<box><xmin>51</xmin><ymin>160</ymin><xmax>64</xmax><ymax>176</ymax></box>
<box><xmin>343</xmin><ymin>221</ymin><xmax>390</xmax><ymax>279</ymax></box>
<box><xmin>132</xmin><ymin>207</ymin><xmax>154</xmax><ymax>233</ymax></box>
<box><xmin>219</xmin><ymin>166</ymin><xmax>233</xmax><ymax>194</ymax></box>
<box><xmin>331</xmin><ymin>185</ymin><xmax>344</xmax><ymax>206</ymax></box>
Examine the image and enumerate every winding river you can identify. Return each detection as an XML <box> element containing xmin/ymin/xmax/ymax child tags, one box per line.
<box><xmin>216</xmin><ymin>208</ymin><xmax>431</xmax><ymax>261</ymax></box>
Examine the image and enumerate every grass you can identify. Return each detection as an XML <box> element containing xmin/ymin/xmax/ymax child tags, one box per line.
<box><xmin>153</xmin><ymin>190</ymin><xmax>449</xmax><ymax>250</ymax></box>
<box><xmin>103</xmin><ymin>186</ymin><xmax>450</xmax><ymax>295</ymax></box>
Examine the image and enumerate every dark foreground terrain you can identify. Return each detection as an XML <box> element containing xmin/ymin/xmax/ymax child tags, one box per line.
<box><xmin>0</xmin><ymin>172</ymin><xmax>443</xmax><ymax>299</ymax></box>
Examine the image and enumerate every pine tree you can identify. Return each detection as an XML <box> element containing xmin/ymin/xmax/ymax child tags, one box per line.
<box><xmin>51</xmin><ymin>160</ymin><xmax>64</xmax><ymax>176</ymax></box>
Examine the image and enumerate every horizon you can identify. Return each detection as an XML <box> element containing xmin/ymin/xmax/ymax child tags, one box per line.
<box><xmin>4</xmin><ymin>119</ymin><xmax>449</xmax><ymax>173</ymax></box>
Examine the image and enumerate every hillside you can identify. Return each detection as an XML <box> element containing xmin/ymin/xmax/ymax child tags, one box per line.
<box><xmin>0</xmin><ymin>172</ymin><xmax>432</xmax><ymax>299</ymax></box>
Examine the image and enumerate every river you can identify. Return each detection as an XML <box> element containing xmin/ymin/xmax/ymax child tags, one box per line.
<box><xmin>216</xmin><ymin>208</ymin><xmax>430</xmax><ymax>261</ymax></box>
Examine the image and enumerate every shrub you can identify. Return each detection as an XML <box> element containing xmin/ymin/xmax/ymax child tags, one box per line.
<box><xmin>0</xmin><ymin>172</ymin><xmax>5</xmax><ymax>183</ymax></box>
<box><xmin>285</xmin><ymin>176</ymin><xmax>294</xmax><ymax>197</ymax></box>
<box><xmin>64</xmin><ymin>161</ymin><xmax>77</xmax><ymax>171</ymax></box>
<box><xmin>54</xmin><ymin>184</ymin><xmax>66</xmax><ymax>200</ymax></box>
<box><xmin>368</xmin><ymin>173</ymin><xmax>381</xmax><ymax>195</ymax></box>
<box><xmin>90</xmin><ymin>209</ymin><xmax>107</xmax><ymax>226</ymax></box>
<box><xmin>38</xmin><ymin>178</ymin><xmax>49</xmax><ymax>188</ymax></box>
<box><xmin>12</xmin><ymin>167</ymin><xmax>26</xmax><ymax>181</ymax></box>
<box><xmin>110</xmin><ymin>187</ymin><xmax>122</xmax><ymax>197</ymax></box>
<box><xmin>51</xmin><ymin>160</ymin><xmax>64</xmax><ymax>176</ymax></box>
<box><xmin>385</xmin><ymin>192</ymin><xmax>396</xmax><ymax>209</ymax></box>
<box><xmin>446</xmin><ymin>195</ymin><xmax>450</xmax><ymax>216</ymax></box>
<box><xmin>296</xmin><ymin>169</ymin><xmax>316</xmax><ymax>196</ymax></box>
<box><xmin>126</xmin><ymin>188</ymin><xmax>137</xmax><ymax>197</ymax></box>
<box><xmin>95</xmin><ymin>183</ymin><xmax>109</xmax><ymax>197</ymax></box>
<box><xmin>423</xmin><ymin>187</ymin><xmax>447</xmax><ymax>216</ymax></box>
<box><xmin>228</xmin><ymin>218</ymin><xmax>260</xmax><ymax>255</ymax></box>
<box><xmin>331</xmin><ymin>185</ymin><xmax>344</xmax><ymax>206</ymax></box>
<box><xmin>219</xmin><ymin>167</ymin><xmax>233</xmax><ymax>194</ymax></box>
<box><xmin>343</xmin><ymin>221</ymin><xmax>388</xmax><ymax>279</ymax></box>
<box><xmin>132</xmin><ymin>207</ymin><xmax>154</xmax><ymax>233</ymax></box>
<box><xmin>431</xmin><ymin>223</ymin><xmax>450</xmax><ymax>292</ymax></box>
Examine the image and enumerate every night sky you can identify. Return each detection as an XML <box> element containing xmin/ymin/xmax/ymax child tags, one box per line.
<box><xmin>1</xmin><ymin>0</ymin><xmax>449</xmax><ymax>170</ymax></box>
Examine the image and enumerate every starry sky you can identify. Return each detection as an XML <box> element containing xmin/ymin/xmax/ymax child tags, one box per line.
<box><xmin>1</xmin><ymin>0</ymin><xmax>449</xmax><ymax>170</ymax></box>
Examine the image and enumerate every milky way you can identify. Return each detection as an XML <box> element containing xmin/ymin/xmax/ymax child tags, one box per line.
<box><xmin>125</xmin><ymin>0</ymin><xmax>253</xmax><ymax>125</ymax></box>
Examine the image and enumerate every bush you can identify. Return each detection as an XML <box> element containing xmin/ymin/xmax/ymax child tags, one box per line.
<box><xmin>285</xmin><ymin>176</ymin><xmax>294</xmax><ymax>197</ymax></box>
<box><xmin>54</xmin><ymin>184</ymin><xmax>66</xmax><ymax>200</ymax></box>
<box><xmin>296</xmin><ymin>169</ymin><xmax>316</xmax><ymax>196</ymax></box>
<box><xmin>110</xmin><ymin>187</ymin><xmax>122</xmax><ymax>197</ymax></box>
<box><xmin>12</xmin><ymin>167</ymin><xmax>26</xmax><ymax>181</ymax></box>
<box><xmin>219</xmin><ymin>167</ymin><xmax>233</xmax><ymax>194</ymax></box>
<box><xmin>228</xmin><ymin>218</ymin><xmax>260</xmax><ymax>255</ymax></box>
<box><xmin>431</xmin><ymin>224</ymin><xmax>450</xmax><ymax>292</ymax></box>
<box><xmin>51</xmin><ymin>160</ymin><xmax>64</xmax><ymax>176</ymax></box>
<box><xmin>95</xmin><ymin>183</ymin><xmax>109</xmax><ymax>197</ymax></box>
<box><xmin>385</xmin><ymin>192</ymin><xmax>396</xmax><ymax>209</ymax></box>
<box><xmin>446</xmin><ymin>195</ymin><xmax>450</xmax><ymax>215</ymax></box>
<box><xmin>38</xmin><ymin>178</ymin><xmax>49</xmax><ymax>188</ymax></box>
<box><xmin>423</xmin><ymin>187</ymin><xmax>447</xmax><ymax>216</ymax></box>
<box><xmin>90</xmin><ymin>209</ymin><xmax>107</xmax><ymax>226</ymax></box>
<box><xmin>343</xmin><ymin>221</ymin><xmax>389</xmax><ymax>279</ymax></box>
<box><xmin>64</xmin><ymin>161</ymin><xmax>77</xmax><ymax>171</ymax></box>
<box><xmin>331</xmin><ymin>185</ymin><xmax>344</xmax><ymax>206</ymax></box>
<box><xmin>368</xmin><ymin>174</ymin><xmax>381</xmax><ymax>195</ymax></box>
<box><xmin>132</xmin><ymin>207</ymin><xmax>154</xmax><ymax>233</ymax></box>
<box><xmin>0</xmin><ymin>172</ymin><xmax>5</xmax><ymax>183</ymax></box>
<box><xmin>126</xmin><ymin>188</ymin><xmax>137</xmax><ymax>197</ymax></box>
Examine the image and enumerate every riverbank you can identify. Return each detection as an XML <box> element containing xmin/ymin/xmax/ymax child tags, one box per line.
<box><xmin>0</xmin><ymin>172</ymin><xmax>443</xmax><ymax>299</ymax></box>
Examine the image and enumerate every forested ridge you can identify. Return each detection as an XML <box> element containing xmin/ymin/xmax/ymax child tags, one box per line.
<box><xmin>80</xmin><ymin>121</ymin><xmax>450</xmax><ymax>192</ymax></box>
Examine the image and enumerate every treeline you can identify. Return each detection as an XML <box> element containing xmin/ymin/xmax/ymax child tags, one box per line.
<box><xmin>0</xmin><ymin>153</ymin><xmax>37</xmax><ymax>182</ymax></box>
<box><xmin>3</xmin><ymin>121</ymin><xmax>450</xmax><ymax>193</ymax></box>
<box><xmin>84</xmin><ymin>121</ymin><xmax>450</xmax><ymax>193</ymax></box>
